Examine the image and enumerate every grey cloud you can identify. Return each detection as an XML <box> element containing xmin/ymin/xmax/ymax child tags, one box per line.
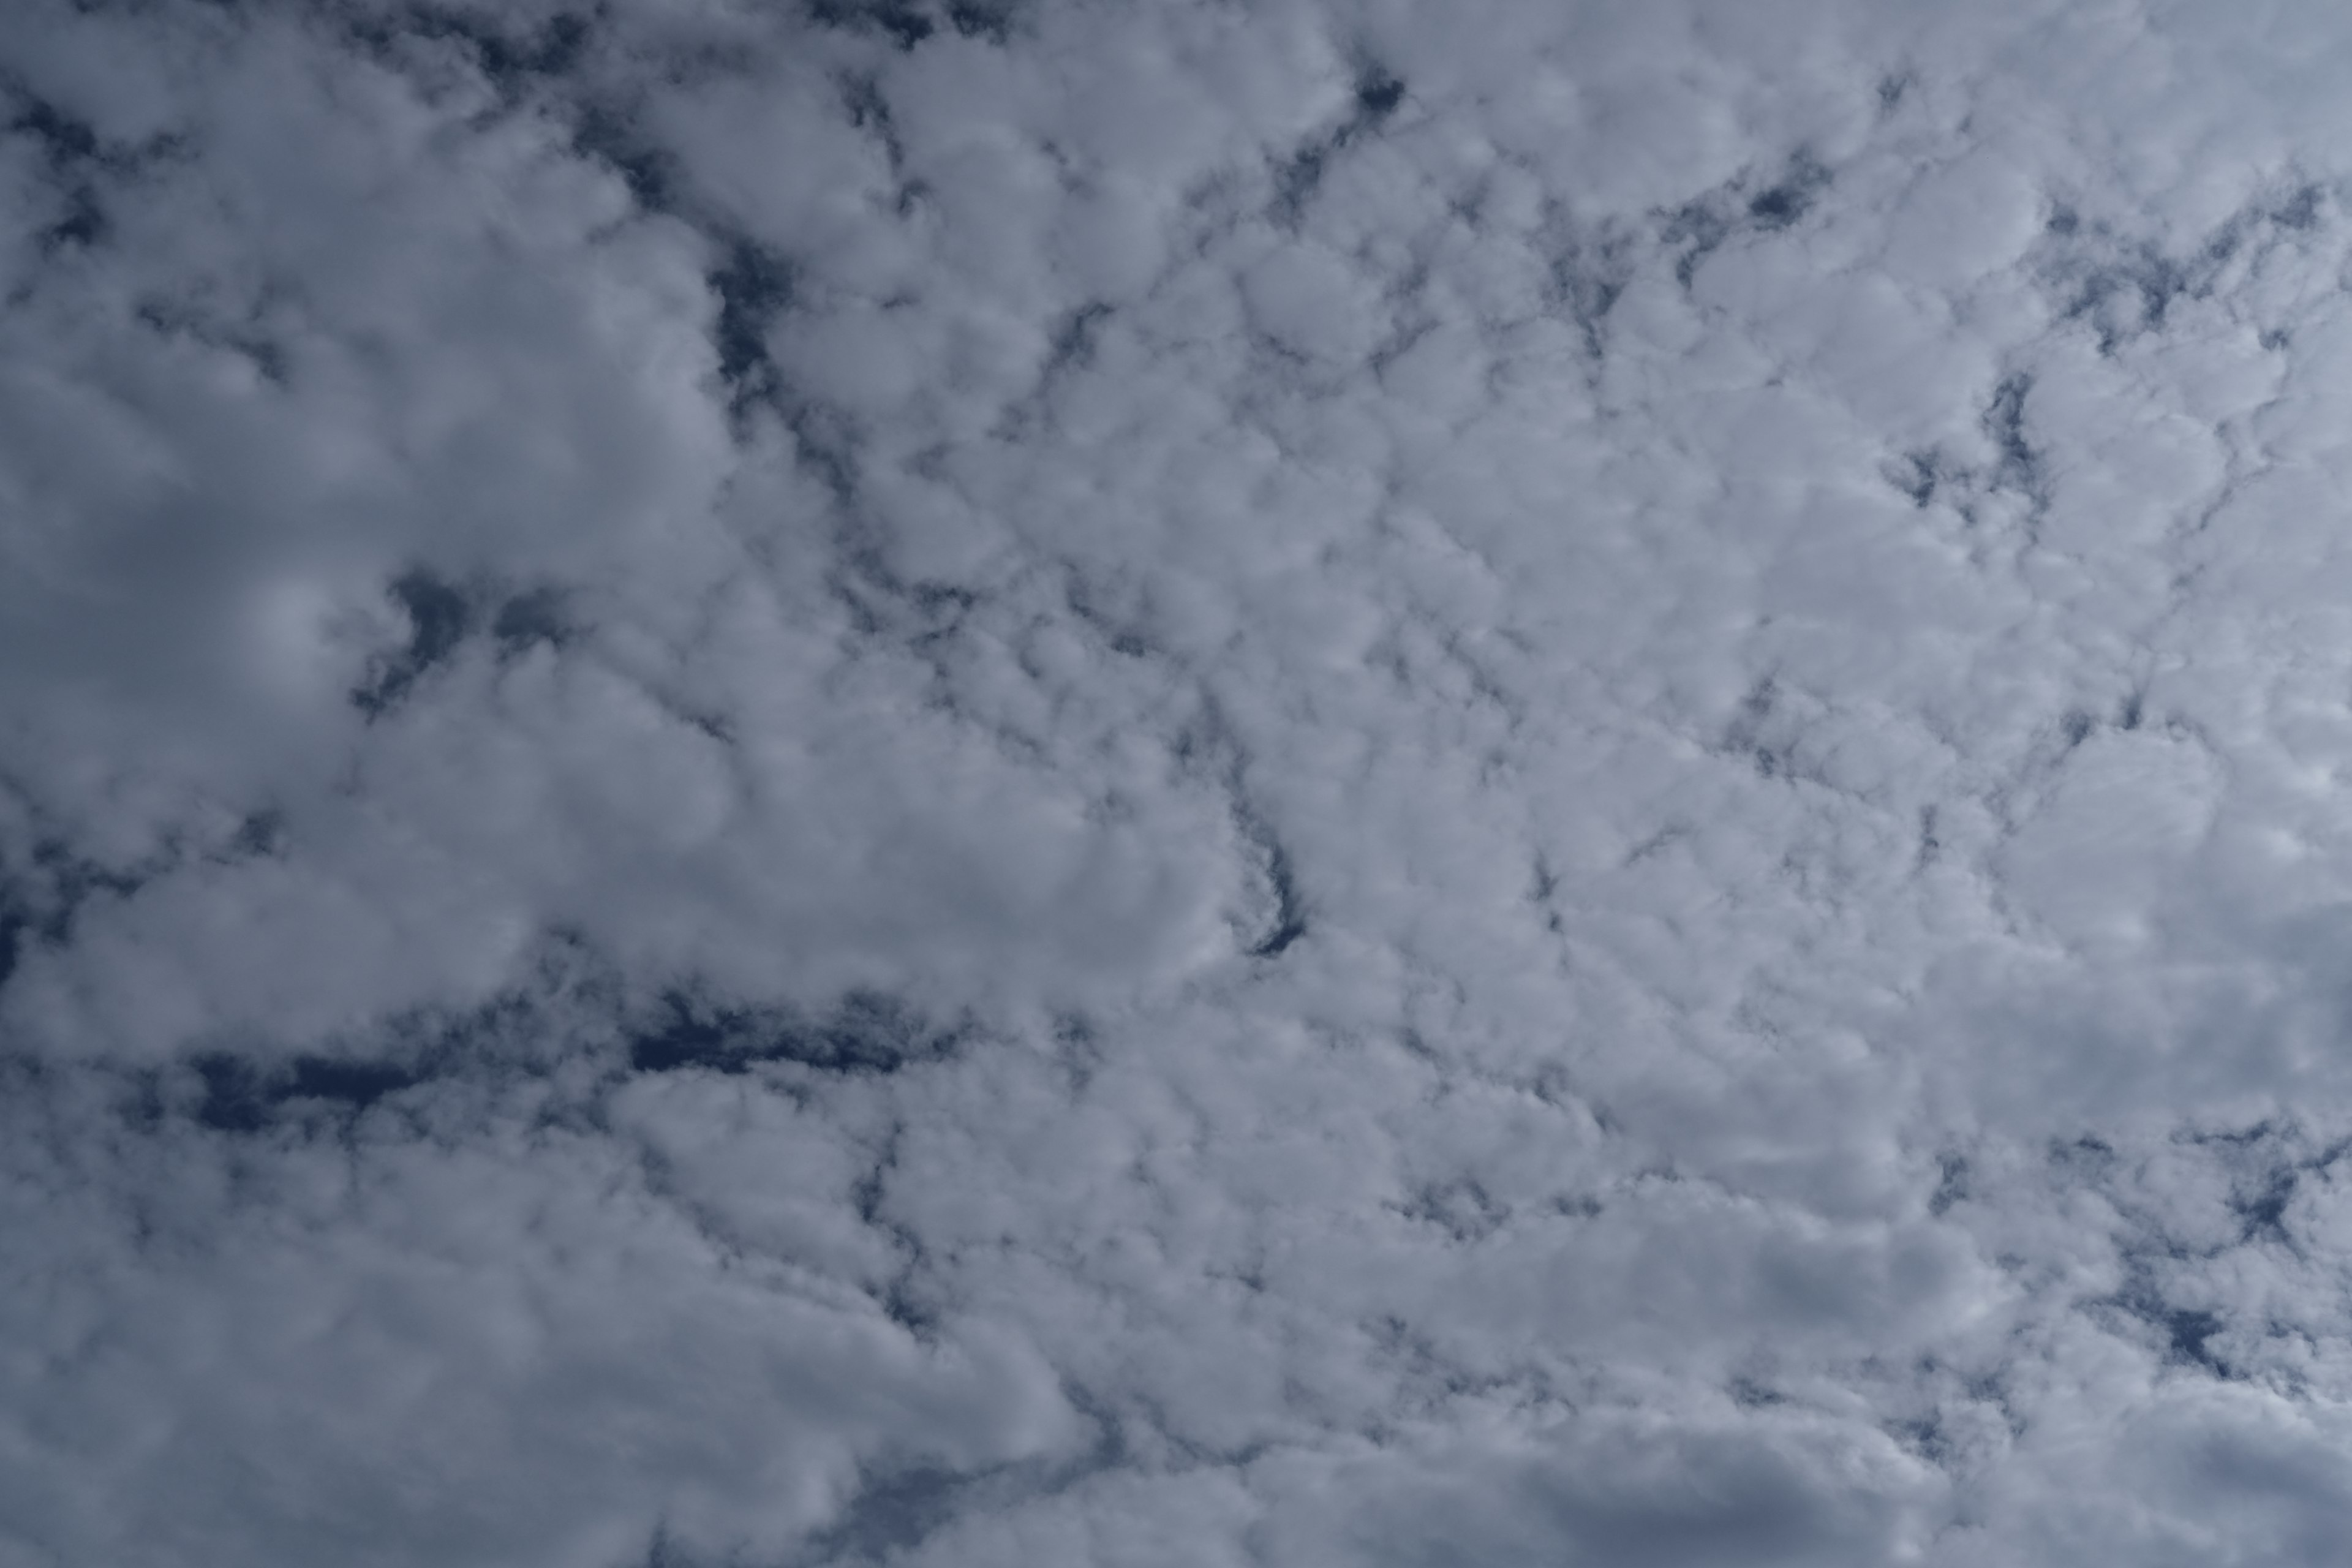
<box><xmin>13</xmin><ymin>0</ymin><xmax>2352</xmax><ymax>1563</ymax></box>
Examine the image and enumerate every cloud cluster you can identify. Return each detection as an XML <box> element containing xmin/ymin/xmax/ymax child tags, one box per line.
<box><xmin>11</xmin><ymin>0</ymin><xmax>2352</xmax><ymax>1562</ymax></box>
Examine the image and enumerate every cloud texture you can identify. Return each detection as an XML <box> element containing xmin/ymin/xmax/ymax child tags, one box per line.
<box><xmin>11</xmin><ymin>0</ymin><xmax>2352</xmax><ymax>1562</ymax></box>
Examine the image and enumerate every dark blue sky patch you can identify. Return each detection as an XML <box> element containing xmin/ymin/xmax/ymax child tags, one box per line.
<box><xmin>10</xmin><ymin>97</ymin><xmax>97</xmax><ymax>164</ymax></box>
<box><xmin>809</xmin><ymin>0</ymin><xmax>937</xmax><ymax>51</ymax></box>
<box><xmin>945</xmin><ymin>0</ymin><xmax>1017</xmax><ymax>43</ymax></box>
<box><xmin>1246</xmin><ymin>834</ymin><xmax>1307</xmax><ymax>959</ymax></box>
<box><xmin>189</xmin><ymin>1051</ymin><xmax>425</xmax><ymax>1134</ymax></box>
<box><xmin>352</xmin><ymin>568</ymin><xmax>471</xmax><ymax>717</ymax></box>
<box><xmin>355</xmin><ymin>7</ymin><xmax>592</xmax><ymax>93</ymax></box>
<box><xmin>9</xmin><ymin>95</ymin><xmax>107</xmax><ymax>249</ymax></box>
<box><xmin>0</xmin><ymin>839</ymin><xmax>150</xmax><ymax>993</ymax></box>
<box><xmin>0</xmin><ymin>902</ymin><xmax>24</xmax><ymax>995</ymax></box>
<box><xmin>627</xmin><ymin>991</ymin><xmax>957</xmax><ymax>1077</ymax></box>
<box><xmin>1927</xmin><ymin>1152</ymin><xmax>1969</xmax><ymax>1216</ymax></box>
<box><xmin>707</xmin><ymin>238</ymin><xmax>796</xmax><ymax>403</ymax></box>
<box><xmin>574</xmin><ymin>106</ymin><xmax>678</xmax><ymax>213</ymax></box>
<box><xmin>2157</xmin><ymin>1305</ymin><xmax>2229</xmax><ymax>1376</ymax></box>
<box><xmin>2272</xmin><ymin>182</ymin><xmax>2323</xmax><ymax>231</ymax></box>
<box><xmin>1981</xmin><ymin>371</ymin><xmax>2046</xmax><ymax>505</ymax></box>
<box><xmin>804</xmin><ymin>1466</ymin><xmax>967</xmax><ymax>1560</ymax></box>
<box><xmin>2231</xmin><ymin>1169</ymin><xmax>2296</xmax><ymax>1246</ymax></box>
<box><xmin>491</xmin><ymin>586</ymin><xmax>573</xmax><ymax>655</ymax></box>
<box><xmin>1354</xmin><ymin>68</ymin><xmax>1405</xmax><ymax>121</ymax></box>
<box><xmin>1746</xmin><ymin>154</ymin><xmax>1827</xmax><ymax>230</ymax></box>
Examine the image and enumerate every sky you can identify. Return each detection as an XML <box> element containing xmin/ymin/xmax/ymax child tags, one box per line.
<box><xmin>9</xmin><ymin>0</ymin><xmax>2352</xmax><ymax>1562</ymax></box>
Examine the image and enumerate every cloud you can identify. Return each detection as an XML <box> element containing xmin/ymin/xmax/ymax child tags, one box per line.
<box><xmin>12</xmin><ymin>0</ymin><xmax>2352</xmax><ymax>1562</ymax></box>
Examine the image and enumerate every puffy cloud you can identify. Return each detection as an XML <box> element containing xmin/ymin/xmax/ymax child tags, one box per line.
<box><xmin>11</xmin><ymin>0</ymin><xmax>2352</xmax><ymax>1562</ymax></box>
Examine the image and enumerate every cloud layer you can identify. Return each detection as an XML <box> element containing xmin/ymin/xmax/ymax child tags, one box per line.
<box><xmin>11</xmin><ymin>0</ymin><xmax>2352</xmax><ymax>1562</ymax></box>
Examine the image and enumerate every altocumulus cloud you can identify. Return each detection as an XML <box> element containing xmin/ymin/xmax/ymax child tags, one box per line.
<box><xmin>9</xmin><ymin>0</ymin><xmax>2352</xmax><ymax>1562</ymax></box>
